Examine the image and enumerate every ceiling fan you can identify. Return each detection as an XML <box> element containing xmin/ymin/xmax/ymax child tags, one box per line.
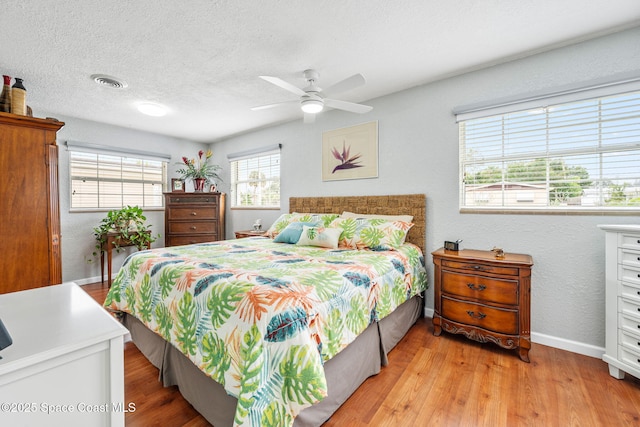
<box><xmin>251</xmin><ymin>69</ymin><xmax>373</xmax><ymax>123</ymax></box>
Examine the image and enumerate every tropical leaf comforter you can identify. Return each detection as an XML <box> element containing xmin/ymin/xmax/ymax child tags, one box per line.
<box><xmin>104</xmin><ymin>237</ymin><xmax>427</xmax><ymax>427</ymax></box>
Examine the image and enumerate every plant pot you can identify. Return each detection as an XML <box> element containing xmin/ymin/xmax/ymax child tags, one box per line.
<box><xmin>193</xmin><ymin>178</ymin><xmax>206</xmax><ymax>192</ymax></box>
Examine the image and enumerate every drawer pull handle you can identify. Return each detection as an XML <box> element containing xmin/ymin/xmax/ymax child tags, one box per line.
<box><xmin>467</xmin><ymin>283</ymin><xmax>486</xmax><ymax>291</ymax></box>
<box><xmin>472</xmin><ymin>265</ymin><xmax>482</xmax><ymax>270</ymax></box>
<box><xmin>466</xmin><ymin>310</ymin><xmax>486</xmax><ymax>319</ymax></box>
<box><xmin>190</xmin><ymin>226</ymin><xmax>197</xmax><ymax>230</ymax></box>
<box><xmin>191</xmin><ymin>212</ymin><xmax>197</xmax><ymax>216</ymax></box>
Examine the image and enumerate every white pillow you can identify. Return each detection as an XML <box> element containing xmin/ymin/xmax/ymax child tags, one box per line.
<box><xmin>341</xmin><ymin>211</ymin><xmax>413</xmax><ymax>223</ymax></box>
<box><xmin>296</xmin><ymin>226</ymin><xmax>342</xmax><ymax>249</ymax></box>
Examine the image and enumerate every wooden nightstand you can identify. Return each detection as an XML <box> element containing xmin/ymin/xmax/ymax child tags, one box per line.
<box><xmin>235</xmin><ymin>230</ymin><xmax>266</xmax><ymax>239</ymax></box>
<box><xmin>432</xmin><ymin>247</ymin><xmax>533</xmax><ymax>362</ymax></box>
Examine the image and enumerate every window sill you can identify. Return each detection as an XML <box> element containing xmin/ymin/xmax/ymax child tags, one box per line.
<box><xmin>460</xmin><ymin>207</ymin><xmax>640</xmax><ymax>216</ymax></box>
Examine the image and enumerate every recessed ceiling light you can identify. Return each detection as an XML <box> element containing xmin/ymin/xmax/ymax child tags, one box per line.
<box><xmin>91</xmin><ymin>74</ymin><xmax>128</xmax><ymax>89</ymax></box>
<box><xmin>136</xmin><ymin>102</ymin><xmax>169</xmax><ymax>117</ymax></box>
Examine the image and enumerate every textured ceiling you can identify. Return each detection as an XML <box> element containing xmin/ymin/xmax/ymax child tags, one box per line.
<box><xmin>2</xmin><ymin>1</ymin><xmax>640</xmax><ymax>142</ymax></box>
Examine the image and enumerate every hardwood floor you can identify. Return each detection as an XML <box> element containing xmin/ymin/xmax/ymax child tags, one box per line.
<box><xmin>84</xmin><ymin>282</ymin><xmax>640</xmax><ymax>426</ymax></box>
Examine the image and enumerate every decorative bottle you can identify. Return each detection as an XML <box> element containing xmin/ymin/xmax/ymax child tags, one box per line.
<box><xmin>11</xmin><ymin>78</ymin><xmax>26</xmax><ymax>116</ymax></box>
<box><xmin>0</xmin><ymin>75</ymin><xmax>11</xmax><ymax>113</ymax></box>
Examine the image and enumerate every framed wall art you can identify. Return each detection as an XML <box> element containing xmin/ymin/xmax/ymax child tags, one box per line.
<box><xmin>171</xmin><ymin>178</ymin><xmax>185</xmax><ymax>192</ymax></box>
<box><xmin>322</xmin><ymin>121</ymin><xmax>378</xmax><ymax>181</ymax></box>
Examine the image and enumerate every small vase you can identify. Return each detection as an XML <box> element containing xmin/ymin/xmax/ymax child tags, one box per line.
<box><xmin>0</xmin><ymin>75</ymin><xmax>11</xmax><ymax>113</ymax></box>
<box><xmin>193</xmin><ymin>178</ymin><xmax>206</xmax><ymax>192</ymax></box>
<box><xmin>11</xmin><ymin>78</ymin><xmax>26</xmax><ymax>116</ymax></box>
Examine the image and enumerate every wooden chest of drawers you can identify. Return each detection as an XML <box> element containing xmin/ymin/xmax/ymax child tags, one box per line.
<box><xmin>598</xmin><ymin>224</ymin><xmax>640</xmax><ymax>380</ymax></box>
<box><xmin>432</xmin><ymin>248</ymin><xmax>534</xmax><ymax>362</ymax></box>
<box><xmin>164</xmin><ymin>192</ymin><xmax>226</xmax><ymax>247</ymax></box>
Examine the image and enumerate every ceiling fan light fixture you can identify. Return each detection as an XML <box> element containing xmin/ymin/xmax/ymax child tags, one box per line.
<box><xmin>300</xmin><ymin>98</ymin><xmax>323</xmax><ymax>114</ymax></box>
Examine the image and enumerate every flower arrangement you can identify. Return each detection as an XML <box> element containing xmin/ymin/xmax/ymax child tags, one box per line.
<box><xmin>176</xmin><ymin>150</ymin><xmax>222</xmax><ymax>184</ymax></box>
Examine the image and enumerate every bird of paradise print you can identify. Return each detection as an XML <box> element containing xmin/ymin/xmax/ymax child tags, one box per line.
<box><xmin>331</xmin><ymin>140</ymin><xmax>363</xmax><ymax>173</ymax></box>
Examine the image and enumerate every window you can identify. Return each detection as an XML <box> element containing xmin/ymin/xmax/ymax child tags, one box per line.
<box><xmin>228</xmin><ymin>145</ymin><xmax>281</xmax><ymax>208</ymax></box>
<box><xmin>67</xmin><ymin>141</ymin><xmax>168</xmax><ymax>210</ymax></box>
<box><xmin>458</xmin><ymin>89</ymin><xmax>640</xmax><ymax>212</ymax></box>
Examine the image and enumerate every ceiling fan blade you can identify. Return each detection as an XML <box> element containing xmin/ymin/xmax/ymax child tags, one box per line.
<box><xmin>324</xmin><ymin>73</ymin><xmax>366</xmax><ymax>96</ymax></box>
<box><xmin>324</xmin><ymin>98</ymin><xmax>373</xmax><ymax>114</ymax></box>
<box><xmin>303</xmin><ymin>112</ymin><xmax>316</xmax><ymax>124</ymax></box>
<box><xmin>251</xmin><ymin>100</ymin><xmax>298</xmax><ymax>111</ymax></box>
<box><xmin>259</xmin><ymin>76</ymin><xmax>306</xmax><ymax>96</ymax></box>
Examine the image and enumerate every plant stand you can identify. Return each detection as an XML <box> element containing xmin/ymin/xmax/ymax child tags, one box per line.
<box><xmin>100</xmin><ymin>231</ymin><xmax>151</xmax><ymax>287</ymax></box>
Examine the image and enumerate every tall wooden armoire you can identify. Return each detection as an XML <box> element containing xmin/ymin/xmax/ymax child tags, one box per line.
<box><xmin>0</xmin><ymin>112</ymin><xmax>65</xmax><ymax>294</ymax></box>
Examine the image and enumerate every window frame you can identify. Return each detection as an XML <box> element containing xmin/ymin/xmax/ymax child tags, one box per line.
<box><xmin>228</xmin><ymin>145</ymin><xmax>281</xmax><ymax>210</ymax></box>
<box><xmin>455</xmin><ymin>79</ymin><xmax>640</xmax><ymax>214</ymax></box>
<box><xmin>67</xmin><ymin>141</ymin><xmax>169</xmax><ymax>212</ymax></box>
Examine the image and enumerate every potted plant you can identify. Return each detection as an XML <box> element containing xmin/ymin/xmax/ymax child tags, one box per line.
<box><xmin>92</xmin><ymin>205</ymin><xmax>159</xmax><ymax>257</ymax></box>
<box><xmin>176</xmin><ymin>149</ymin><xmax>222</xmax><ymax>192</ymax></box>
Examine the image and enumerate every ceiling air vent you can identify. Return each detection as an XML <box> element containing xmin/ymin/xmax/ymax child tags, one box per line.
<box><xmin>91</xmin><ymin>74</ymin><xmax>128</xmax><ymax>89</ymax></box>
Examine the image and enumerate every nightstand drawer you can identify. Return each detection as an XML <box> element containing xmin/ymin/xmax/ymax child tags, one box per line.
<box><xmin>619</xmin><ymin>264</ymin><xmax>640</xmax><ymax>285</ymax></box>
<box><xmin>441</xmin><ymin>271</ymin><xmax>518</xmax><ymax>305</ymax></box>
<box><xmin>168</xmin><ymin>207</ymin><xmax>218</xmax><ymax>220</ymax></box>
<box><xmin>441</xmin><ymin>296</ymin><xmax>518</xmax><ymax>335</ymax></box>
<box><xmin>620</xmin><ymin>249</ymin><xmax>640</xmax><ymax>269</ymax></box>
<box><xmin>621</xmin><ymin>282</ymin><xmax>640</xmax><ymax>301</ymax></box>
<box><xmin>619</xmin><ymin>346</ymin><xmax>640</xmax><ymax>370</ymax></box>
<box><xmin>621</xmin><ymin>233</ymin><xmax>640</xmax><ymax>251</ymax></box>
<box><xmin>620</xmin><ymin>314</ymin><xmax>640</xmax><ymax>336</ymax></box>
<box><xmin>620</xmin><ymin>329</ymin><xmax>640</xmax><ymax>354</ymax></box>
<box><xmin>169</xmin><ymin>221</ymin><xmax>218</xmax><ymax>234</ymax></box>
<box><xmin>442</xmin><ymin>259</ymin><xmax>519</xmax><ymax>276</ymax></box>
<box><xmin>621</xmin><ymin>298</ymin><xmax>640</xmax><ymax>318</ymax></box>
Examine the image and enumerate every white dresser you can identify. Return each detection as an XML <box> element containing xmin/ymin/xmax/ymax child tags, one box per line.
<box><xmin>0</xmin><ymin>283</ymin><xmax>128</xmax><ymax>427</ymax></box>
<box><xmin>598</xmin><ymin>224</ymin><xmax>640</xmax><ymax>380</ymax></box>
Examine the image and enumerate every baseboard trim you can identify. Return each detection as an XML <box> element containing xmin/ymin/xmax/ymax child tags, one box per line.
<box><xmin>531</xmin><ymin>332</ymin><xmax>605</xmax><ymax>359</ymax></box>
<box><xmin>422</xmin><ymin>311</ymin><xmax>604</xmax><ymax>359</ymax></box>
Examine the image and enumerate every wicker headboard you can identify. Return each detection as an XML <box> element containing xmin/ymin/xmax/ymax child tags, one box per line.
<box><xmin>289</xmin><ymin>194</ymin><xmax>426</xmax><ymax>253</ymax></box>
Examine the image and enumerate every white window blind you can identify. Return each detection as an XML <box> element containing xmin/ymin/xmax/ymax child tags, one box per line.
<box><xmin>228</xmin><ymin>145</ymin><xmax>281</xmax><ymax>208</ymax></box>
<box><xmin>68</xmin><ymin>142</ymin><xmax>168</xmax><ymax>210</ymax></box>
<box><xmin>458</xmin><ymin>90</ymin><xmax>640</xmax><ymax>211</ymax></box>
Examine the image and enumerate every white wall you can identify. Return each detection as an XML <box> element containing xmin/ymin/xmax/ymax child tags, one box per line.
<box><xmin>47</xmin><ymin>114</ymin><xmax>206</xmax><ymax>284</ymax></box>
<box><xmin>212</xmin><ymin>26</ymin><xmax>640</xmax><ymax>356</ymax></box>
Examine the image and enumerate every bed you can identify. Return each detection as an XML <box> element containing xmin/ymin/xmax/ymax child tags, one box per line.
<box><xmin>104</xmin><ymin>194</ymin><xmax>427</xmax><ymax>427</ymax></box>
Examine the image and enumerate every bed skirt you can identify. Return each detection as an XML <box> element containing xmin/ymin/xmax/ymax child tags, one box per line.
<box><xmin>122</xmin><ymin>294</ymin><xmax>423</xmax><ymax>426</ymax></box>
